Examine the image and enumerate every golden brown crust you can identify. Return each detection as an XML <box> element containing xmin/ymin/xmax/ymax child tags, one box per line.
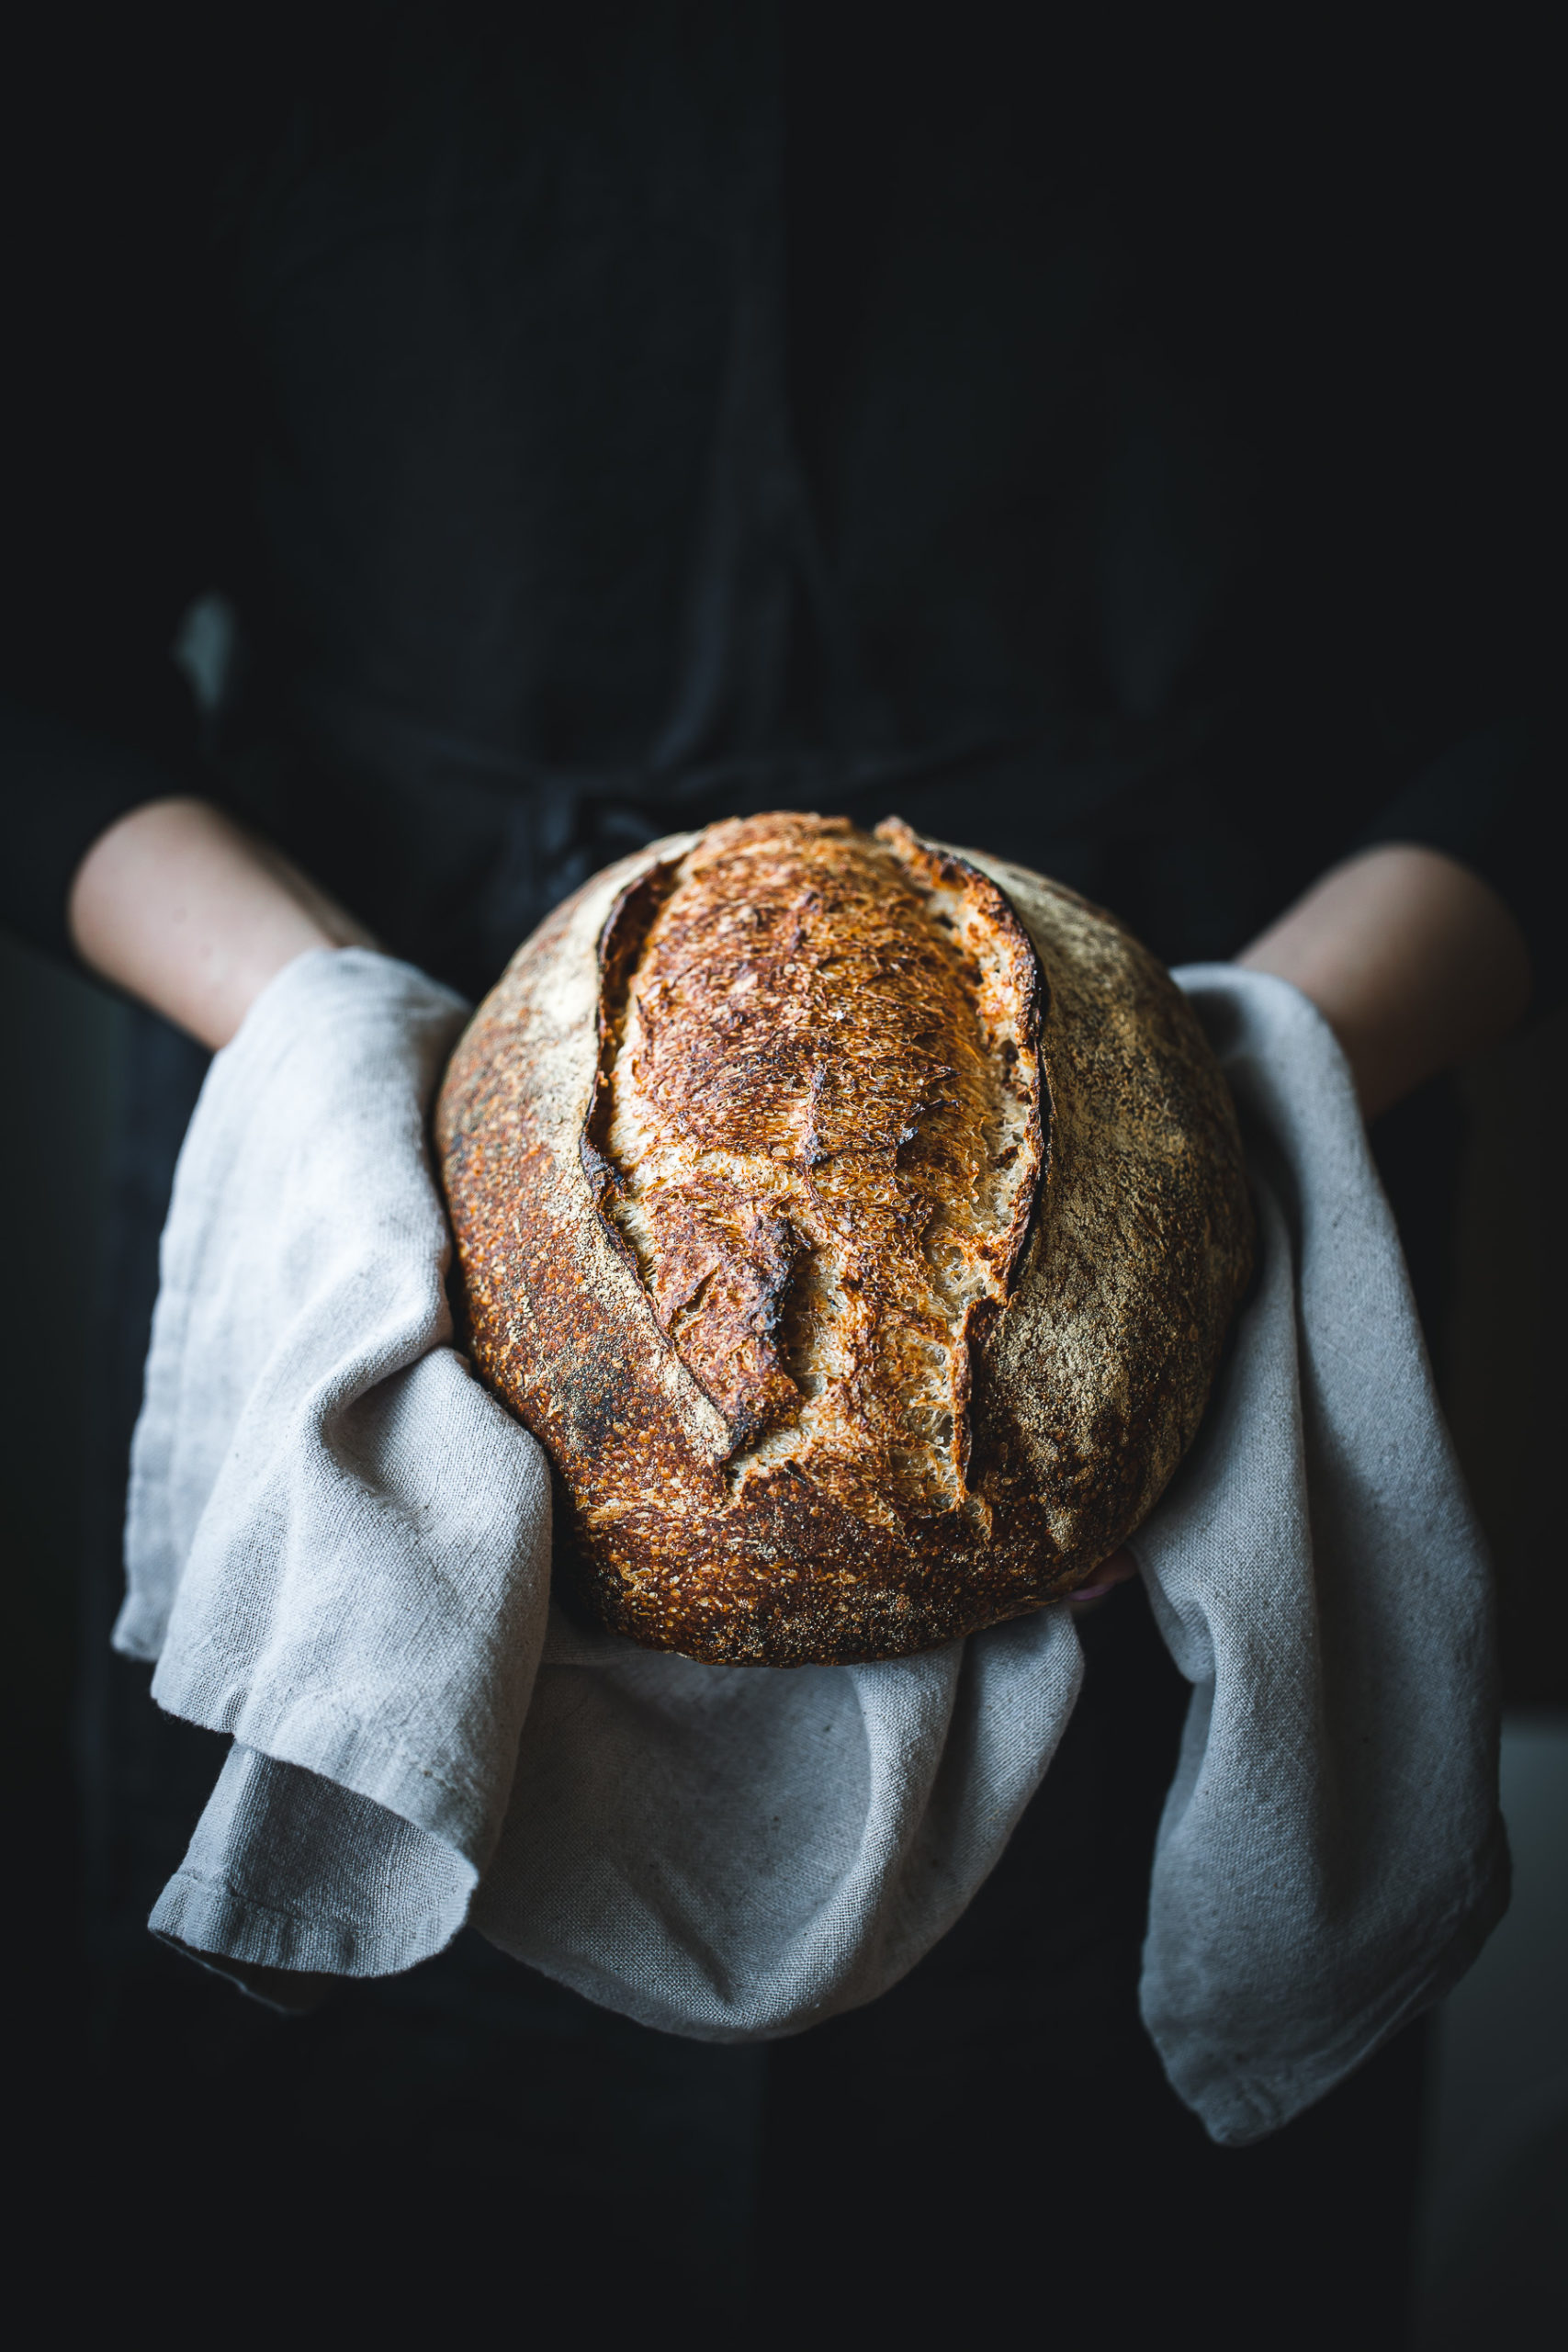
<box><xmin>435</xmin><ymin>814</ymin><xmax>1253</xmax><ymax>1666</ymax></box>
<box><xmin>584</xmin><ymin>816</ymin><xmax>1044</xmax><ymax>1520</ymax></box>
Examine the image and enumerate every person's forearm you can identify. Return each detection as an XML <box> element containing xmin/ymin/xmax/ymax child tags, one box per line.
<box><xmin>1236</xmin><ymin>842</ymin><xmax>1531</xmax><ymax>1120</ymax></box>
<box><xmin>69</xmin><ymin>797</ymin><xmax>378</xmax><ymax>1049</ymax></box>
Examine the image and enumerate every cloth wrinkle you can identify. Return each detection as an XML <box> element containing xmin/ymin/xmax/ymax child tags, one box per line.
<box><xmin>120</xmin><ymin>944</ymin><xmax>1506</xmax><ymax>2143</ymax></box>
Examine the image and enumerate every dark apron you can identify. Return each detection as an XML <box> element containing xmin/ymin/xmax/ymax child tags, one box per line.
<box><xmin>73</xmin><ymin>6</ymin><xmax>1449</xmax><ymax>2330</ymax></box>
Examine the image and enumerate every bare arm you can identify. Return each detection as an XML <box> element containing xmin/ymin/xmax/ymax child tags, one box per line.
<box><xmin>65</xmin><ymin>805</ymin><xmax>1529</xmax><ymax>1612</ymax></box>
<box><xmin>1235</xmin><ymin>842</ymin><xmax>1531</xmax><ymax>1121</ymax></box>
<box><xmin>1090</xmin><ymin>840</ymin><xmax>1530</xmax><ymax>1606</ymax></box>
<box><xmin>68</xmin><ymin>796</ymin><xmax>378</xmax><ymax>1050</ymax></box>
<box><xmin>73</xmin><ymin>806</ymin><xmax>1530</xmax><ymax>1097</ymax></box>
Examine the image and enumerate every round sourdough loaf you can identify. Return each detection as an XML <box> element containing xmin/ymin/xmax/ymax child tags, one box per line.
<box><xmin>435</xmin><ymin>814</ymin><xmax>1252</xmax><ymax>1666</ymax></box>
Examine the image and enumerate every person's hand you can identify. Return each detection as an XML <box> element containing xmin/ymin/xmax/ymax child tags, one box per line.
<box><xmin>1070</xmin><ymin>847</ymin><xmax>1530</xmax><ymax>1608</ymax></box>
<box><xmin>1235</xmin><ymin>842</ymin><xmax>1530</xmax><ymax>1121</ymax></box>
<box><xmin>70</xmin><ymin>797</ymin><xmax>378</xmax><ymax>1048</ymax></box>
<box><xmin>1067</xmin><ymin>1547</ymin><xmax>1138</xmax><ymax>1611</ymax></box>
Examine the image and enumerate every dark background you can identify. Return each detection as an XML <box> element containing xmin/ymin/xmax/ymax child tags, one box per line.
<box><xmin>2</xmin><ymin>2</ymin><xmax>1562</xmax><ymax>2332</ymax></box>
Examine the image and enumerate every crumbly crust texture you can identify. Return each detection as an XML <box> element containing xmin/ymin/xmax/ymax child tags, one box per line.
<box><xmin>436</xmin><ymin>813</ymin><xmax>1253</xmax><ymax>1666</ymax></box>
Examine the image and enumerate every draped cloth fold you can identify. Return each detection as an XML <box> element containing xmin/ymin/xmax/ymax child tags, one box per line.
<box><xmin>119</xmin><ymin>947</ymin><xmax>1504</xmax><ymax>2144</ymax></box>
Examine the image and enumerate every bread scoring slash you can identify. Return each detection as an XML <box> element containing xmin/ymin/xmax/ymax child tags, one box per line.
<box><xmin>436</xmin><ymin>814</ymin><xmax>1252</xmax><ymax>1666</ymax></box>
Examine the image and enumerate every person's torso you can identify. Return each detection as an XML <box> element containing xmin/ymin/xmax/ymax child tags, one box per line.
<box><xmin>184</xmin><ymin>2</ymin><xmax>1476</xmax><ymax>991</ymax></box>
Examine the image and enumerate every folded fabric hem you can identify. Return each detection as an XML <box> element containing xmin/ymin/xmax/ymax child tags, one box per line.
<box><xmin>150</xmin><ymin>1859</ymin><xmax>475</xmax><ymax>1983</ymax></box>
<box><xmin>1151</xmin><ymin>1829</ymin><xmax>1511</xmax><ymax>2145</ymax></box>
<box><xmin>152</xmin><ymin>1937</ymin><xmax>337</xmax><ymax>2017</ymax></box>
<box><xmin>111</xmin><ymin>1602</ymin><xmax>164</xmax><ymax>1664</ymax></box>
<box><xmin>148</xmin><ymin>1668</ymin><xmax>506</xmax><ymax>1863</ymax></box>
